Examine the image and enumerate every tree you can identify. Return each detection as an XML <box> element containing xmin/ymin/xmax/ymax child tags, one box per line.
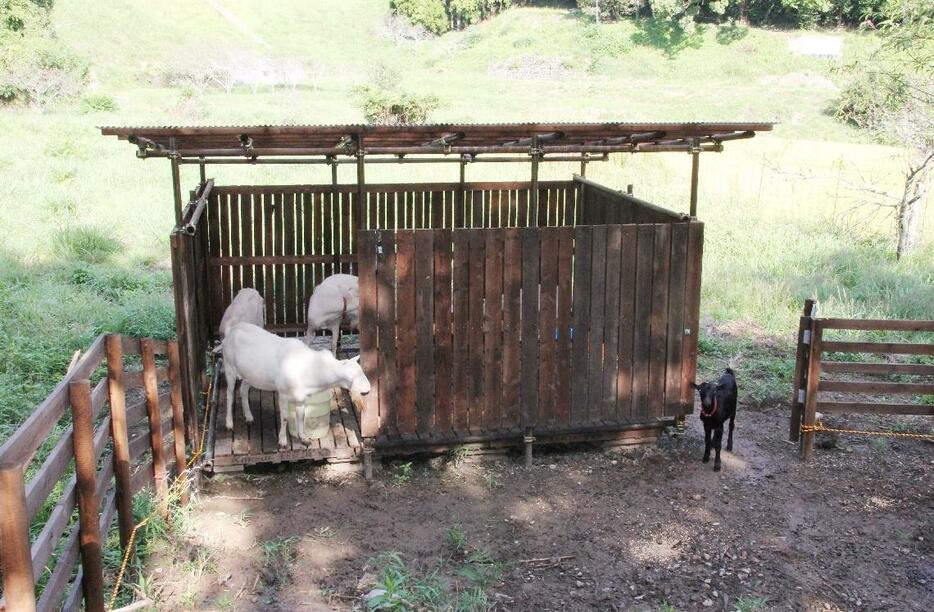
<box><xmin>834</xmin><ymin>0</ymin><xmax>934</xmax><ymax>259</ymax></box>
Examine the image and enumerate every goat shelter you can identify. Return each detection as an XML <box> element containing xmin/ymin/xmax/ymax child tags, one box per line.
<box><xmin>102</xmin><ymin>122</ymin><xmax>772</xmax><ymax>473</ymax></box>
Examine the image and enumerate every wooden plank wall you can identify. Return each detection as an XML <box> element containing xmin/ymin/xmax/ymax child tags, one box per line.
<box><xmin>358</xmin><ymin>222</ymin><xmax>702</xmax><ymax>443</ymax></box>
<box><xmin>205</xmin><ymin>181</ymin><xmax>580</xmax><ymax>336</ymax></box>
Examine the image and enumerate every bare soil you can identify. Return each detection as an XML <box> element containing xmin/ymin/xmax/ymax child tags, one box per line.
<box><xmin>144</xmin><ymin>406</ymin><xmax>933</xmax><ymax>611</ymax></box>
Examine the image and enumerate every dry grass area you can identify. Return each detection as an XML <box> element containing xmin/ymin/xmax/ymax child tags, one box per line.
<box><xmin>132</xmin><ymin>404</ymin><xmax>932</xmax><ymax>611</ymax></box>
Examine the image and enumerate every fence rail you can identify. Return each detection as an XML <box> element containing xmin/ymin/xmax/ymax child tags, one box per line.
<box><xmin>0</xmin><ymin>335</ymin><xmax>189</xmax><ymax>612</ymax></box>
<box><xmin>789</xmin><ymin>301</ymin><xmax>934</xmax><ymax>459</ymax></box>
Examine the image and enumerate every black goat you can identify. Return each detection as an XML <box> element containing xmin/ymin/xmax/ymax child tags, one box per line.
<box><xmin>692</xmin><ymin>368</ymin><xmax>738</xmax><ymax>472</ymax></box>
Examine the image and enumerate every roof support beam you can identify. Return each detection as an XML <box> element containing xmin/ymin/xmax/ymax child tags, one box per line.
<box><xmin>689</xmin><ymin>137</ymin><xmax>700</xmax><ymax>217</ymax></box>
<box><xmin>503</xmin><ymin>131</ymin><xmax>564</xmax><ymax>147</ymax></box>
<box><xmin>424</xmin><ymin>132</ymin><xmax>465</xmax><ymax>147</ymax></box>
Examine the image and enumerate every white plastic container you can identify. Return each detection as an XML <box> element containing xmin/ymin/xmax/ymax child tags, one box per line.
<box><xmin>302</xmin><ymin>390</ymin><xmax>333</xmax><ymax>439</ymax></box>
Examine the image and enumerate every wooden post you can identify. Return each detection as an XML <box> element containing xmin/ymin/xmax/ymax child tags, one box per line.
<box><xmin>458</xmin><ymin>157</ymin><xmax>467</xmax><ymax>228</ymax></box>
<box><xmin>689</xmin><ymin>138</ymin><xmax>700</xmax><ymax>217</ymax></box>
<box><xmin>199</xmin><ymin>157</ymin><xmax>206</xmax><ymax>184</ymax></box>
<box><xmin>530</xmin><ymin>136</ymin><xmax>541</xmax><ymax>226</ymax></box>
<box><xmin>170</xmin><ymin>233</ymin><xmax>198</xmax><ymax>444</ymax></box>
<box><xmin>800</xmin><ymin>319</ymin><xmax>823</xmax><ymax>460</ymax></box>
<box><xmin>579</xmin><ymin>153</ymin><xmax>587</xmax><ymax>178</ymax></box>
<box><xmin>363</xmin><ymin>445</ymin><xmax>374</xmax><ymax>482</ymax></box>
<box><xmin>167</xmin><ymin>341</ymin><xmax>189</xmax><ymax>504</ymax></box>
<box><xmin>789</xmin><ymin>299</ymin><xmax>817</xmax><ymax>442</ymax></box>
<box><xmin>356</xmin><ymin>136</ymin><xmax>366</xmax><ymax>240</ymax></box>
<box><xmin>626</xmin><ymin>184</ymin><xmax>634</xmax><ymax>195</ymax></box>
<box><xmin>70</xmin><ymin>380</ymin><xmax>106</xmax><ymax>612</ymax></box>
<box><xmin>170</xmin><ymin>138</ymin><xmax>182</xmax><ymax>226</ymax></box>
<box><xmin>523</xmin><ymin>432</ymin><xmax>534</xmax><ymax>470</ymax></box>
<box><xmin>0</xmin><ymin>462</ymin><xmax>37</xmax><ymax>612</ymax></box>
<box><xmin>140</xmin><ymin>339</ymin><xmax>167</xmax><ymax>498</ymax></box>
<box><xmin>105</xmin><ymin>334</ymin><xmax>134</xmax><ymax>551</ymax></box>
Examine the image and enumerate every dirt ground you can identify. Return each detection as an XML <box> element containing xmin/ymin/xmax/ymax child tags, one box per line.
<box><xmin>142</xmin><ymin>405</ymin><xmax>933</xmax><ymax>611</ymax></box>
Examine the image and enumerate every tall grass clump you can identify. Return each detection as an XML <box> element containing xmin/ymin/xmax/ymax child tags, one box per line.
<box><xmin>54</xmin><ymin>225</ymin><xmax>121</xmax><ymax>263</ymax></box>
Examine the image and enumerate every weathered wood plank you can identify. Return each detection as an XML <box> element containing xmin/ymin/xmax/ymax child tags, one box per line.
<box><xmin>664</xmin><ymin>223</ymin><xmax>689</xmax><ymax>416</ymax></box>
<box><xmin>501</xmin><ymin>228</ymin><xmax>522</xmax><ymax>430</ymax></box>
<box><xmin>816</xmin><ymin>401</ymin><xmax>933</xmax><ymax>415</ymax></box>
<box><xmin>468</xmin><ymin>230</ymin><xmax>486</xmax><ymax>432</ymax></box>
<box><xmin>822</xmin><ymin>341</ymin><xmax>934</xmax><ymax>356</ymax></box>
<box><xmin>554</xmin><ymin>227</ymin><xmax>574</xmax><ymax>427</ymax></box>
<box><xmin>433</xmin><ymin>229</ymin><xmax>453</xmax><ymax>437</ymax></box>
<box><xmin>648</xmin><ymin>224</ymin><xmax>671</xmax><ymax>419</ymax></box>
<box><xmin>484</xmin><ymin>229</ymin><xmax>505</xmax><ymax>431</ymax></box>
<box><xmin>616</xmin><ymin>226</ymin><xmax>637</xmax><ymax>422</ymax></box>
<box><xmin>395</xmin><ymin>231</ymin><xmax>417</xmax><ymax>437</ymax></box>
<box><xmin>415</xmin><ymin>230</ymin><xmax>435</xmax><ymax>436</ymax></box>
<box><xmin>538</xmin><ymin>228</ymin><xmax>558</xmax><ymax>426</ymax></box>
<box><xmin>632</xmin><ymin>226</ymin><xmax>655</xmax><ymax>420</ymax></box>
<box><xmin>377</xmin><ymin>231</ymin><xmax>399</xmax><ymax>437</ymax></box>
<box><xmin>601</xmin><ymin>225</ymin><xmax>622</xmax><ymax>422</ymax></box>
<box><xmin>520</xmin><ymin>228</ymin><xmax>540</xmax><ymax>430</ymax></box>
<box><xmin>820</xmin><ymin>362</ymin><xmax>934</xmax><ymax>375</ymax></box>
<box><xmin>818</xmin><ymin>380</ymin><xmax>934</xmax><ymax>394</ymax></box>
<box><xmin>357</xmin><ymin>231</ymin><xmax>380</xmax><ymax>439</ymax></box>
<box><xmin>570</xmin><ymin>226</ymin><xmax>593</xmax><ymax>427</ymax></box>
<box><xmin>680</xmin><ymin>222</ymin><xmax>704</xmax><ymax>412</ymax></box>
<box><xmin>587</xmin><ymin>225</ymin><xmax>607</xmax><ymax>423</ymax></box>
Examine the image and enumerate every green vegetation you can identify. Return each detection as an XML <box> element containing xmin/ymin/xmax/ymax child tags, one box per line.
<box><xmin>366</xmin><ymin>547</ymin><xmax>505</xmax><ymax>610</ymax></box>
<box><xmin>392</xmin><ymin>461</ymin><xmax>415</xmax><ymax>484</ymax></box>
<box><xmin>734</xmin><ymin>596</ymin><xmax>769</xmax><ymax>612</ymax></box>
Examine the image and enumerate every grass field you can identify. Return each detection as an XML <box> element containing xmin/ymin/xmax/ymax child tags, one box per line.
<box><xmin>1</xmin><ymin>0</ymin><xmax>932</xmax><ymax>442</ymax></box>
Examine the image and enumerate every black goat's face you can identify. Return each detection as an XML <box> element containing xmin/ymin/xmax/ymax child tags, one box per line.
<box><xmin>692</xmin><ymin>381</ymin><xmax>717</xmax><ymax>412</ymax></box>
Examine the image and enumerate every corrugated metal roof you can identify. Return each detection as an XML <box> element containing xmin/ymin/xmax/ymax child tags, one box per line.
<box><xmin>100</xmin><ymin>121</ymin><xmax>773</xmax><ymax>158</ymax></box>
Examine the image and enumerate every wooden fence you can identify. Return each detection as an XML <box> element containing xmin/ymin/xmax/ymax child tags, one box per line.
<box><xmin>198</xmin><ymin>176</ymin><xmax>687</xmax><ymax>340</ymax></box>
<box><xmin>356</xmin><ymin>220</ymin><xmax>704</xmax><ymax>445</ymax></box>
<box><xmin>789</xmin><ymin>302</ymin><xmax>934</xmax><ymax>459</ymax></box>
<box><xmin>0</xmin><ymin>335</ymin><xmax>188</xmax><ymax>612</ymax></box>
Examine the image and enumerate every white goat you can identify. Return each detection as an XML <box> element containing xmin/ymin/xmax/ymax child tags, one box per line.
<box><xmin>221</xmin><ymin>322</ymin><xmax>371</xmax><ymax>446</ymax></box>
<box><xmin>218</xmin><ymin>288</ymin><xmax>265</xmax><ymax>341</ymax></box>
<box><xmin>305</xmin><ymin>274</ymin><xmax>359</xmax><ymax>354</ymax></box>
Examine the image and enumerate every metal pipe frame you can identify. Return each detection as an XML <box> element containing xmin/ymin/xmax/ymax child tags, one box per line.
<box><xmin>176</xmin><ymin>154</ymin><xmax>611</xmax><ymax>166</ymax></box>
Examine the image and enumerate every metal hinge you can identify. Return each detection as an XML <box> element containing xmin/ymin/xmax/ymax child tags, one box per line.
<box><xmin>802</xmin><ymin>330</ymin><xmax>811</xmax><ymax>344</ymax></box>
<box><xmin>684</xmin><ymin>328</ymin><xmax>692</xmax><ymax>336</ymax></box>
<box><xmin>798</xmin><ymin>389</ymin><xmax>806</xmax><ymax>403</ymax></box>
<box><xmin>375</xmin><ymin>230</ymin><xmax>384</xmax><ymax>258</ymax></box>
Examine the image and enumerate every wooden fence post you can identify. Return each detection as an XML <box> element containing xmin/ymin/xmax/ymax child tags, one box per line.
<box><xmin>167</xmin><ymin>340</ymin><xmax>189</xmax><ymax>504</ymax></box>
<box><xmin>800</xmin><ymin>319</ymin><xmax>824</xmax><ymax>461</ymax></box>
<box><xmin>140</xmin><ymin>339</ymin><xmax>167</xmax><ymax>499</ymax></box>
<box><xmin>789</xmin><ymin>299</ymin><xmax>817</xmax><ymax>442</ymax></box>
<box><xmin>105</xmin><ymin>334</ymin><xmax>135</xmax><ymax>552</ymax></box>
<box><xmin>0</xmin><ymin>462</ymin><xmax>37</xmax><ymax>612</ymax></box>
<box><xmin>70</xmin><ymin>380</ymin><xmax>106</xmax><ymax>612</ymax></box>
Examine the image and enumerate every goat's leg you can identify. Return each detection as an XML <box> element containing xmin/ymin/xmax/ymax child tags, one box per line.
<box><xmin>726</xmin><ymin>413</ymin><xmax>735</xmax><ymax>452</ymax></box>
<box><xmin>702</xmin><ymin>422</ymin><xmax>712</xmax><ymax>463</ymax></box>
<box><xmin>224</xmin><ymin>365</ymin><xmax>237</xmax><ymax>431</ymax></box>
<box><xmin>278</xmin><ymin>398</ymin><xmax>290</xmax><ymax>449</ymax></box>
<box><xmin>330</xmin><ymin>323</ymin><xmax>340</xmax><ymax>356</ymax></box>
<box><xmin>240</xmin><ymin>381</ymin><xmax>254</xmax><ymax>425</ymax></box>
<box><xmin>713</xmin><ymin>426</ymin><xmax>724</xmax><ymax>471</ymax></box>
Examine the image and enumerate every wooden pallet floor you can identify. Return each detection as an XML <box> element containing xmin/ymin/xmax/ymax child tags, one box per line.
<box><xmin>208</xmin><ymin>382</ymin><xmax>363</xmax><ymax>471</ymax></box>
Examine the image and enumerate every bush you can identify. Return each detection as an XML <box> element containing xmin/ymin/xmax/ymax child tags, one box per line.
<box><xmin>358</xmin><ymin>88</ymin><xmax>440</xmax><ymax>124</ymax></box>
<box><xmin>832</xmin><ymin>68</ymin><xmax>910</xmax><ymax>130</ymax></box>
<box><xmin>53</xmin><ymin>226</ymin><xmax>121</xmax><ymax>264</ymax></box>
<box><xmin>391</xmin><ymin>0</ymin><xmax>517</xmax><ymax>34</ymax></box>
<box><xmin>79</xmin><ymin>93</ymin><xmax>116</xmax><ymax>113</ymax></box>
